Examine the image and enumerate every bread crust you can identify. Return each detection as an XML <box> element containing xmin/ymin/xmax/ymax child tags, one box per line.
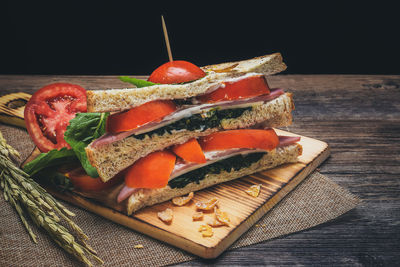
<box><xmin>126</xmin><ymin>143</ymin><xmax>302</xmax><ymax>215</ymax></box>
<box><xmin>87</xmin><ymin>53</ymin><xmax>287</xmax><ymax>113</ymax></box>
<box><xmin>87</xmin><ymin>93</ymin><xmax>294</xmax><ymax>182</ymax></box>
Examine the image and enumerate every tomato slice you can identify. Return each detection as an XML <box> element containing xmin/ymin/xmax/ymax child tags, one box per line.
<box><xmin>148</xmin><ymin>60</ymin><xmax>206</xmax><ymax>84</ymax></box>
<box><xmin>199</xmin><ymin>129</ymin><xmax>279</xmax><ymax>152</ymax></box>
<box><xmin>106</xmin><ymin>100</ymin><xmax>177</xmax><ymax>133</ymax></box>
<box><xmin>172</xmin><ymin>138</ymin><xmax>206</xmax><ymax>163</ymax></box>
<box><xmin>24</xmin><ymin>83</ymin><xmax>87</xmax><ymax>152</ymax></box>
<box><xmin>125</xmin><ymin>151</ymin><xmax>176</xmax><ymax>189</ymax></box>
<box><xmin>197</xmin><ymin>75</ymin><xmax>270</xmax><ymax>103</ymax></box>
<box><xmin>64</xmin><ymin>166</ymin><xmax>123</xmax><ymax>192</ymax></box>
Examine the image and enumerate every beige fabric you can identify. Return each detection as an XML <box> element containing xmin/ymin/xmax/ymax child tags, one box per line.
<box><xmin>0</xmin><ymin>125</ymin><xmax>360</xmax><ymax>267</ymax></box>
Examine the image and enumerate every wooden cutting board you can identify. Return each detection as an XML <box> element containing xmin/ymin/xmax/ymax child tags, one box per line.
<box><xmin>45</xmin><ymin>129</ymin><xmax>329</xmax><ymax>259</ymax></box>
<box><xmin>1</xmin><ymin>92</ymin><xmax>329</xmax><ymax>259</ymax></box>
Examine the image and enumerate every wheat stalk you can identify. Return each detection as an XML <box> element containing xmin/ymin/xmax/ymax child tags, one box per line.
<box><xmin>0</xmin><ymin>131</ymin><xmax>103</xmax><ymax>266</ymax></box>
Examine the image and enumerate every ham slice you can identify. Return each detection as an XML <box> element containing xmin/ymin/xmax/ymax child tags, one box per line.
<box><xmin>117</xmin><ymin>186</ymin><xmax>140</xmax><ymax>203</ymax></box>
<box><xmin>116</xmin><ymin>134</ymin><xmax>300</xmax><ymax>202</ymax></box>
<box><xmin>92</xmin><ymin>89</ymin><xmax>284</xmax><ymax>147</ymax></box>
<box><xmin>278</xmin><ymin>136</ymin><xmax>301</xmax><ymax>147</ymax></box>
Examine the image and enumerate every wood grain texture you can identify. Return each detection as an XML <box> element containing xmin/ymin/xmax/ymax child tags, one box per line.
<box><xmin>0</xmin><ymin>75</ymin><xmax>398</xmax><ymax>265</ymax></box>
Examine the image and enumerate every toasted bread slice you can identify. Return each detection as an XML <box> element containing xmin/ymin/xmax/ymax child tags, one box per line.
<box><xmin>87</xmin><ymin>53</ymin><xmax>286</xmax><ymax>113</ymax></box>
<box><xmin>86</xmin><ymin>93</ymin><xmax>294</xmax><ymax>182</ymax></box>
<box><xmin>126</xmin><ymin>143</ymin><xmax>302</xmax><ymax>215</ymax></box>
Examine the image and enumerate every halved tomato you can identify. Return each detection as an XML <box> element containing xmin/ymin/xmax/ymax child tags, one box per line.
<box><xmin>106</xmin><ymin>100</ymin><xmax>177</xmax><ymax>133</ymax></box>
<box><xmin>197</xmin><ymin>75</ymin><xmax>270</xmax><ymax>103</ymax></box>
<box><xmin>172</xmin><ymin>138</ymin><xmax>206</xmax><ymax>163</ymax></box>
<box><xmin>24</xmin><ymin>83</ymin><xmax>87</xmax><ymax>152</ymax></box>
<box><xmin>64</xmin><ymin>166</ymin><xmax>123</xmax><ymax>192</ymax></box>
<box><xmin>148</xmin><ymin>60</ymin><xmax>206</xmax><ymax>84</ymax></box>
<box><xmin>125</xmin><ymin>151</ymin><xmax>176</xmax><ymax>189</ymax></box>
<box><xmin>199</xmin><ymin>129</ymin><xmax>279</xmax><ymax>152</ymax></box>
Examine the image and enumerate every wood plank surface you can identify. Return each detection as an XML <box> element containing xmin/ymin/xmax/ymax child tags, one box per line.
<box><xmin>0</xmin><ymin>75</ymin><xmax>399</xmax><ymax>266</ymax></box>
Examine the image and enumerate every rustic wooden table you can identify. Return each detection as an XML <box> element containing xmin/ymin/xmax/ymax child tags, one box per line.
<box><xmin>0</xmin><ymin>75</ymin><xmax>399</xmax><ymax>266</ymax></box>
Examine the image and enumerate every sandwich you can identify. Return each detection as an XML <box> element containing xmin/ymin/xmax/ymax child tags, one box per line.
<box><xmin>82</xmin><ymin>53</ymin><xmax>302</xmax><ymax>215</ymax></box>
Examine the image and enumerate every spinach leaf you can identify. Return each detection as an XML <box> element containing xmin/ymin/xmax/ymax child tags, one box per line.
<box><xmin>119</xmin><ymin>76</ymin><xmax>158</xmax><ymax>88</ymax></box>
<box><xmin>133</xmin><ymin>107</ymin><xmax>252</xmax><ymax>140</ymax></box>
<box><xmin>168</xmin><ymin>152</ymin><xmax>266</xmax><ymax>189</ymax></box>
<box><xmin>23</xmin><ymin>148</ymin><xmax>77</xmax><ymax>176</ymax></box>
<box><xmin>64</xmin><ymin>112</ymin><xmax>109</xmax><ymax>177</ymax></box>
<box><xmin>33</xmin><ymin>167</ymin><xmax>74</xmax><ymax>192</ymax></box>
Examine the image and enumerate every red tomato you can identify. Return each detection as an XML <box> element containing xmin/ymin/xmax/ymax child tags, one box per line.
<box><xmin>65</xmin><ymin>166</ymin><xmax>123</xmax><ymax>192</ymax></box>
<box><xmin>24</xmin><ymin>83</ymin><xmax>87</xmax><ymax>152</ymax></box>
<box><xmin>197</xmin><ymin>75</ymin><xmax>270</xmax><ymax>103</ymax></box>
<box><xmin>125</xmin><ymin>151</ymin><xmax>176</xmax><ymax>189</ymax></box>
<box><xmin>199</xmin><ymin>129</ymin><xmax>279</xmax><ymax>152</ymax></box>
<box><xmin>106</xmin><ymin>100</ymin><xmax>177</xmax><ymax>133</ymax></box>
<box><xmin>148</xmin><ymin>60</ymin><xmax>206</xmax><ymax>84</ymax></box>
<box><xmin>172</xmin><ymin>138</ymin><xmax>206</xmax><ymax>163</ymax></box>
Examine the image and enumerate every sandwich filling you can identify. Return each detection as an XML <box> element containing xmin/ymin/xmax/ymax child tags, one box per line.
<box><xmin>117</xmin><ymin>133</ymin><xmax>300</xmax><ymax>203</ymax></box>
<box><xmin>85</xmin><ymin>58</ymin><xmax>295</xmax><ymax>196</ymax></box>
<box><xmin>91</xmin><ymin>88</ymin><xmax>285</xmax><ymax>147</ymax></box>
<box><xmin>168</xmin><ymin>152</ymin><xmax>267</xmax><ymax>189</ymax></box>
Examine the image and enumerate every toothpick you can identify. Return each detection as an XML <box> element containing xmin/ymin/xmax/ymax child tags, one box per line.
<box><xmin>161</xmin><ymin>15</ymin><xmax>173</xmax><ymax>62</ymax></box>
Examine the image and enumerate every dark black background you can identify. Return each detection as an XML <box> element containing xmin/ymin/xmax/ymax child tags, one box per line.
<box><xmin>1</xmin><ymin>1</ymin><xmax>399</xmax><ymax>75</ymax></box>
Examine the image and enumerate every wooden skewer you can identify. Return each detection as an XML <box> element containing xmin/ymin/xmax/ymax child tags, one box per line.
<box><xmin>161</xmin><ymin>15</ymin><xmax>173</xmax><ymax>62</ymax></box>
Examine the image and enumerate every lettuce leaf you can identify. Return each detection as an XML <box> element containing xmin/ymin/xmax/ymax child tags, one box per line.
<box><xmin>34</xmin><ymin>167</ymin><xmax>74</xmax><ymax>192</ymax></box>
<box><xmin>23</xmin><ymin>148</ymin><xmax>77</xmax><ymax>176</ymax></box>
<box><xmin>119</xmin><ymin>76</ymin><xmax>157</xmax><ymax>88</ymax></box>
<box><xmin>64</xmin><ymin>112</ymin><xmax>109</xmax><ymax>177</ymax></box>
<box><xmin>24</xmin><ymin>112</ymin><xmax>109</xmax><ymax>180</ymax></box>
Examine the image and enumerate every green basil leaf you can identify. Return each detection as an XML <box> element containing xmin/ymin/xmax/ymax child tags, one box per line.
<box><xmin>23</xmin><ymin>148</ymin><xmax>77</xmax><ymax>176</ymax></box>
<box><xmin>119</xmin><ymin>76</ymin><xmax>158</xmax><ymax>88</ymax></box>
<box><xmin>64</xmin><ymin>112</ymin><xmax>109</xmax><ymax>177</ymax></box>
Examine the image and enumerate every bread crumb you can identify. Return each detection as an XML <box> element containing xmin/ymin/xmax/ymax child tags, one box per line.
<box><xmin>192</xmin><ymin>211</ymin><xmax>204</xmax><ymax>221</ymax></box>
<box><xmin>134</xmin><ymin>244</ymin><xmax>144</xmax><ymax>249</ymax></box>
<box><xmin>158</xmin><ymin>208</ymin><xmax>173</xmax><ymax>223</ymax></box>
<box><xmin>214</xmin><ymin>207</ymin><xmax>230</xmax><ymax>226</ymax></box>
<box><xmin>172</xmin><ymin>192</ymin><xmax>194</xmax><ymax>206</ymax></box>
<box><xmin>198</xmin><ymin>224</ymin><xmax>213</xmax><ymax>237</ymax></box>
<box><xmin>245</xmin><ymin>184</ymin><xmax>262</xmax><ymax>197</ymax></box>
<box><xmin>195</xmin><ymin>197</ymin><xmax>219</xmax><ymax>211</ymax></box>
<box><xmin>207</xmin><ymin>218</ymin><xmax>226</xmax><ymax>227</ymax></box>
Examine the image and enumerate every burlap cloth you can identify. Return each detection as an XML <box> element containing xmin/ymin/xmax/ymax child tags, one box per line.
<box><xmin>0</xmin><ymin>125</ymin><xmax>360</xmax><ymax>266</ymax></box>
